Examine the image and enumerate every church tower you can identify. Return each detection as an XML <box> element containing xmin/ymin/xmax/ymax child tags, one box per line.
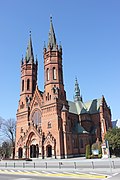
<box><xmin>43</xmin><ymin>17</ymin><xmax>66</xmax><ymax>103</ymax></box>
<box><xmin>41</xmin><ymin>17</ymin><xmax>68</xmax><ymax>158</ymax></box>
<box><xmin>20</xmin><ymin>33</ymin><xmax>38</xmax><ymax>99</ymax></box>
<box><xmin>15</xmin><ymin>33</ymin><xmax>38</xmax><ymax>158</ymax></box>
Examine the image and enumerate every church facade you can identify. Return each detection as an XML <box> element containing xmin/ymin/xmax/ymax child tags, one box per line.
<box><xmin>15</xmin><ymin>18</ymin><xmax>112</xmax><ymax>159</ymax></box>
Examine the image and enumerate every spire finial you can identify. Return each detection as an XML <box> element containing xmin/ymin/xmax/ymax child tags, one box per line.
<box><xmin>50</xmin><ymin>15</ymin><xmax>52</xmax><ymax>22</ymax></box>
<box><xmin>29</xmin><ymin>30</ymin><xmax>31</xmax><ymax>37</ymax></box>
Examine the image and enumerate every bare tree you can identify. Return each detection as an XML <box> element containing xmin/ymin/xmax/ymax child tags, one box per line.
<box><xmin>1</xmin><ymin>118</ymin><xmax>16</xmax><ymax>159</ymax></box>
<box><xmin>0</xmin><ymin>116</ymin><xmax>3</xmax><ymax>129</ymax></box>
<box><xmin>0</xmin><ymin>117</ymin><xmax>4</xmax><ymax>139</ymax></box>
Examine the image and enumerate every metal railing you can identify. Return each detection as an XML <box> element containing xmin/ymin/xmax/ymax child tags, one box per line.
<box><xmin>0</xmin><ymin>160</ymin><xmax>119</xmax><ymax>169</ymax></box>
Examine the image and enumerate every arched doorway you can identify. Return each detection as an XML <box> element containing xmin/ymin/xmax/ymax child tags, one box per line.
<box><xmin>18</xmin><ymin>147</ymin><xmax>23</xmax><ymax>158</ymax></box>
<box><xmin>30</xmin><ymin>145</ymin><xmax>36</xmax><ymax>158</ymax></box>
<box><xmin>30</xmin><ymin>144</ymin><xmax>39</xmax><ymax>158</ymax></box>
<box><xmin>46</xmin><ymin>145</ymin><xmax>52</xmax><ymax>157</ymax></box>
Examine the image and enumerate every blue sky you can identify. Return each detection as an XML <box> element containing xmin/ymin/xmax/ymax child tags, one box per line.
<box><xmin>0</xmin><ymin>0</ymin><xmax>120</xmax><ymax>120</ymax></box>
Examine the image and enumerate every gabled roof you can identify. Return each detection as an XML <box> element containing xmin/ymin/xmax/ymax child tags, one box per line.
<box><xmin>68</xmin><ymin>100</ymin><xmax>87</xmax><ymax>115</ymax></box>
<box><xmin>68</xmin><ymin>98</ymin><xmax>102</xmax><ymax>115</ymax></box>
<box><xmin>68</xmin><ymin>101</ymin><xmax>77</xmax><ymax>114</ymax></box>
<box><xmin>30</xmin><ymin>85</ymin><xmax>43</xmax><ymax>111</ymax></box>
<box><xmin>75</xmin><ymin>100</ymin><xmax>87</xmax><ymax>114</ymax></box>
<box><xmin>84</xmin><ymin>98</ymin><xmax>102</xmax><ymax>114</ymax></box>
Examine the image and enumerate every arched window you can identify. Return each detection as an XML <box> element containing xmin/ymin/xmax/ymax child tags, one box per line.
<box><xmin>22</xmin><ymin>80</ymin><xmax>24</xmax><ymax>91</ymax></box>
<box><xmin>46</xmin><ymin>68</ymin><xmax>49</xmax><ymax>81</ymax></box>
<box><xmin>27</xmin><ymin>79</ymin><xmax>29</xmax><ymax>91</ymax></box>
<box><xmin>31</xmin><ymin>110</ymin><xmax>41</xmax><ymax>125</ymax></box>
<box><xmin>53</xmin><ymin>67</ymin><xmax>56</xmax><ymax>80</ymax></box>
<box><xmin>80</xmin><ymin>139</ymin><xmax>84</xmax><ymax>148</ymax></box>
<box><xmin>48</xmin><ymin>121</ymin><xmax>51</xmax><ymax>128</ymax></box>
<box><xmin>47</xmin><ymin>93</ymin><xmax>49</xmax><ymax>101</ymax></box>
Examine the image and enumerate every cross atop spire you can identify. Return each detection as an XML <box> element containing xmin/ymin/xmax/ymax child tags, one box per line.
<box><xmin>25</xmin><ymin>31</ymin><xmax>34</xmax><ymax>63</ymax></box>
<box><xmin>74</xmin><ymin>78</ymin><xmax>82</xmax><ymax>102</ymax></box>
<box><xmin>48</xmin><ymin>16</ymin><xmax>57</xmax><ymax>50</ymax></box>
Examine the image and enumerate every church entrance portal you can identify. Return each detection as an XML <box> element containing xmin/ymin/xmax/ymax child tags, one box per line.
<box><xmin>46</xmin><ymin>145</ymin><xmax>52</xmax><ymax>157</ymax></box>
<box><xmin>30</xmin><ymin>144</ymin><xmax>39</xmax><ymax>158</ymax></box>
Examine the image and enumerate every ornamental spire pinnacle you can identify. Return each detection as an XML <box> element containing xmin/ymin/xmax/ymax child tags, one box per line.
<box><xmin>25</xmin><ymin>31</ymin><xmax>34</xmax><ymax>63</ymax></box>
<box><xmin>48</xmin><ymin>16</ymin><xmax>57</xmax><ymax>50</ymax></box>
<box><xmin>74</xmin><ymin>78</ymin><xmax>82</xmax><ymax>102</ymax></box>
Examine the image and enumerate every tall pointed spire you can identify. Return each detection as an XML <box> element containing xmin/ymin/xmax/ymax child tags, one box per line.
<box><xmin>48</xmin><ymin>16</ymin><xmax>57</xmax><ymax>50</ymax></box>
<box><xmin>74</xmin><ymin>78</ymin><xmax>82</xmax><ymax>102</ymax></box>
<box><xmin>25</xmin><ymin>31</ymin><xmax>34</xmax><ymax>63</ymax></box>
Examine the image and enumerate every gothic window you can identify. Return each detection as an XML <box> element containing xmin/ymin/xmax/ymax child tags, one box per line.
<box><xmin>73</xmin><ymin>138</ymin><xmax>75</xmax><ymax>147</ymax></box>
<box><xmin>48</xmin><ymin>122</ymin><xmax>51</xmax><ymax>128</ymax></box>
<box><xmin>46</xmin><ymin>68</ymin><xmax>49</xmax><ymax>81</ymax></box>
<box><xmin>47</xmin><ymin>93</ymin><xmax>49</xmax><ymax>100</ymax></box>
<box><xmin>22</xmin><ymin>80</ymin><xmax>24</xmax><ymax>91</ymax></box>
<box><xmin>73</xmin><ymin>137</ymin><xmax>78</xmax><ymax>148</ymax></box>
<box><xmin>20</xmin><ymin>102</ymin><xmax>24</xmax><ymax>109</ymax></box>
<box><xmin>53</xmin><ymin>67</ymin><xmax>56</xmax><ymax>80</ymax></box>
<box><xmin>31</xmin><ymin>110</ymin><xmax>41</xmax><ymax>126</ymax></box>
<box><xmin>27</xmin><ymin>79</ymin><xmax>30</xmax><ymax>91</ymax></box>
<box><xmin>20</xmin><ymin>127</ymin><xmax>23</xmax><ymax>133</ymax></box>
<box><xmin>80</xmin><ymin>139</ymin><xmax>83</xmax><ymax>148</ymax></box>
<box><xmin>101</xmin><ymin>119</ymin><xmax>104</xmax><ymax>133</ymax></box>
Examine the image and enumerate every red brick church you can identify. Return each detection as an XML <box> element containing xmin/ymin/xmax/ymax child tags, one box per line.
<box><xmin>15</xmin><ymin>18</ymin><xmax>112</xmax><ymax>159</ymax></box>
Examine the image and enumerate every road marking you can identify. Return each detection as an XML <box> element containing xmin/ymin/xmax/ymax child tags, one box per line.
<box><xmin>106</xmin><ymin>173</ymin><xmax>119</xmax><ymax>180</ymax></box>
<box><xmin>15</xmin><ymin>178</ymin><xmax>32</xmax><ymax>180</ymax></box>
<box><xmin>41</xmin><ymin>170</ymin><xmax>53</xmax><ymax>174</ymax></box>
<box><xmin>10</xmin><ymin>170</ymin><xmax>15</xmax><ymax>172</ymax></box>
<box><xmin>76</xmin><ymin>171</ymin><xmax>86</xmax><ymax>174</ymax></box>
<box><xmin>3</xmin><ymin>169</ymin><xmax>9</xmax><ymax>172</ymax></box>
<box><xmin>24</xmin><ymin>170</ymin><xmax>30</xmax><ymax>172</ymax></box>
<box><xmin>63</xmin><ymin>171</ymin><xmax>76</xmax><ymax>174</ymax></box>
<box><xmin>51</xmin><ymin>171</ymin><xmax>59</xmax><ymax>174</ymax></box>
<box><xmin>89</xmin><ymin>172</ymin><xmax>109</xmax><ymax>177</ymax></box>
<box><xmin>113</xmin><ymin>173</ymin><xmax>118</xmax><ymax>176</ymax></box>
<box><xmin>17</xmin><ymin>170</ymin><xmax>23</xmax><ymax>173</ymax></box>
<box><xmin>32</xmin><ymin>171</ymin><xmax>42</xmax><ymax>175</ymax></box>
<box><xmin>0</xmin><ymin>169</ymin><xmax>108</xmax><ymax>179</ymax></box>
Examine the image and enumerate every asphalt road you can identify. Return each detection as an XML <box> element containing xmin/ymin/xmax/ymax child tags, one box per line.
<box><xmin>0</xmin><ymin>172</ymin><xmax>120</xmax><ymax>180</ymax></box>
